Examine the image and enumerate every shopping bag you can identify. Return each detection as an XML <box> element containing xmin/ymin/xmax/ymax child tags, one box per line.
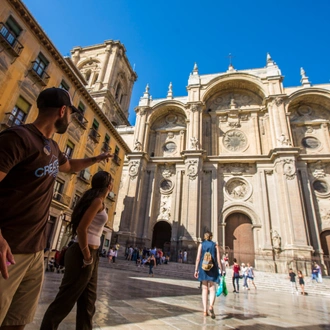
<box><xmin>223</xmin><ymin>277</ymin><xmax>228</xmax><ymax>296</ymax></box>
<box><xmin>216</xmin><ymin>276</ymin><xmax>223</xmax><ymax>297</ymax></box>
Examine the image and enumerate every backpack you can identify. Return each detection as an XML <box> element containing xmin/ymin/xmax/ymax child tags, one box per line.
<box><xmin>201</xmin><ymin>251</ymin><xmax>214</xmax><ymax>271</ymax></box>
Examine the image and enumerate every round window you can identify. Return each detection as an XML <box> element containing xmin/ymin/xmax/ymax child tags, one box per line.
<box><xmin>160</xmin><ymin>179</ymin><xmax>173</xmax><ymax>191</ymax></box>
<box><xmin>313</xmin><ymin>180</ymin><xmax>328</xmax><ymax>194</ymax></box>
<box><xmin>163</xmin><ymin>142</ymin><xmax>177</xmax><ymax>153</ymax></box>
<box><xmin>302</xmin><ymin>137</ymin><xmax>320</xmax><ymax>149</ymax></box>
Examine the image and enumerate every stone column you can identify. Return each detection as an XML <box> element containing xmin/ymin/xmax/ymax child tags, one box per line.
<box><xmin>267</xmin><ymin>101</ymin><xmax>279</xmax><ymax>148</ymax></box>
<box><xmin>211</xmin><ymin>167</ymin><xmax>219</xmax><ymax>243</ymax></box>
<box><xmin>321</xmin><ymin>123</ymin><xmax>330</xmax><ymax>150</ymax></box>
<box><xmin>142</xmin><ymin>169</ymin><xmax>156</xmax><ymax>240</ymax></box>
<box><xmin>138</xmin><ymin>109</ymin><xmax>147</xmax><ymax>147</ymax></box>
<box><xmin>252</xmin><ymin>113</ymin><xmax>261</xmax><ymax>154</ymax></box>
<box><xmin>210</xmin><ymin>114</ymin><xmax>217</xmax><ymax>155</ymax></box>
<box><xmin>96</xmin><ymin>46</ymin><xmax>111</xmax><ymax>90</ymax></box>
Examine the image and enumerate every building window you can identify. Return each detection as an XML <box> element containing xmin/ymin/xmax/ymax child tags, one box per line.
<box><xmin>78</xmin><ymin>102</ymin><xmax>86</xmax><ymax>114</ymax></box>
<box><xmin>92</xmin><ymin>119</ymin><xmax>99</xmax><ymax>131</ymax></box>
<box><xmin>64</xmin><ymin>140</ymin><xmax>75</xmax><ymax>159</ymax></box>
<box><xmin>32</xmin><ymin>52</ymin><xmax>49</xmax><ymax>77</ymax></box>
<box><xmin>53</xmin><ymin>180</ymin><xmax>64</xmax><ymax>201</ymax></box>
<box><xmin>113</xmin><ymin>145</ymin><xmax>121</xmax><ymax>165</ymax></box>
<box><xmin>115</xmin><ymin>83</ymin><xmax>122</xmax><ymax>100</ymax></box>
<box><xmin>85</xmin><ymin>70</ymin><xmax>91</xmax><ymax>83</ymax></box>
<box><xmin>7</xmin><ymin>96</ymin><xmax>30</xmax><ymax>127</ymax></box>
<box><xmin>102</xmin><ymin>134</ymin><xmax>110</xmax><ymax>152</ymax></box>
<box><xmin>59</xmin><ymin>79</ymin><xmax>70</xmax><ymax>91</ymax></box>
<box><xmin>71</xmin><ymin>193</ymin><xmax>81</xmax><ymax>209</ymax></box>
<box><xmin>1</xmin><ymin>15</ymin><xmax>22</xmax><ymax>45</ymax></box>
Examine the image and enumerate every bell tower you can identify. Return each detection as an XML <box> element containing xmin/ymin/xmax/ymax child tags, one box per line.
<box><xmin>71</xmin><ymin>40</ymin><xmax>137</xmax><ymax>126</ymax></box>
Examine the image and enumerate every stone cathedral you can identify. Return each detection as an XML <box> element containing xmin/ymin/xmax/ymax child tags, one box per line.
<box><xmin>77</xmin><ymin>50</ymin><xmax>330</xmax><ymax>273</ymax></box>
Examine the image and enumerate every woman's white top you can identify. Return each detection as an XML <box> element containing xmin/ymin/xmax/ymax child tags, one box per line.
<box><xmin>86</xmin><ymin>208</ymin><xmax>108</xmax><ymax>246</ymax></box>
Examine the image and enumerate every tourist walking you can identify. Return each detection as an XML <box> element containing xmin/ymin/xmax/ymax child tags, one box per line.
<box><xmin>232</xmin><ymin>258</ymin><xmax>241</xmax><ymax>293</ymax></box>
<box><xmin>183</xmin><ymin>250</ymin><xmax>188</xmax><ymax>263</ymax></box>
<box><xmin>178</xmin><ymin>250</ymin><xmax>183</xmax><ymax>263</ymax></box>
<box><xmin>247</xmin><ymin>263</ymin><xmax>256</xmax><ymax>289</ymax></box>
<box><xmin>40</xmin><ymin>171</ymin><xmax>113</xmax><ymax>330</ymax></box>
<box><xmin>311</xmin><ymin>262</ymin><xmax>319</xmax><ymax>283</ymax></box>
<box><xmin>297</xmin><ymin>270</ymin><xmax>305</xmax><ymax>295</ymax></box>
<box><xmin>0</xmin><ymin>87</ymin><xmax>112</xmax><ymax>329</ymax></box>
<box><xmin>194</xmin><ymin>231</ymin><xmax>223</xmax><ymax>319</ymax></box>
<box><xmin>148</xmin><ymin>254</ymin><xmax>156</xmax><ymax>277</ymax></box>
<box><xmin>288</xmin><ymin>268</ymin><xmax>298</xmax><ymax>294</ymax></box>
<box><xmin>241</xmin><ymin>263</ymin><xmax>248</xmax><ymax>290</ymax></box>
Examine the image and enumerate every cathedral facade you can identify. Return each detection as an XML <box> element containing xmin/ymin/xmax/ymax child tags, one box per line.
<box><xmin>114</xmin><ymin>56</ymin><xmax>330</xmax><ymax>274</ymax></box>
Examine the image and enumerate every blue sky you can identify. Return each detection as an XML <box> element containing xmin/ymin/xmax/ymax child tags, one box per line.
<box><xmin>23</xmin><ymin>0</ymin><xmax>330</xmax><ymax>125</ymax></box>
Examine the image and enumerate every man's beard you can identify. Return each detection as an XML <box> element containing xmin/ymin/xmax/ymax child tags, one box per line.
<box><xmin>55</xmin><ymin>114</ymin><xmax>69</xmax><ymax>134</ymax></box>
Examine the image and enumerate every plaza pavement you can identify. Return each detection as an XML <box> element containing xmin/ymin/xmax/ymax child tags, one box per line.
<box><xmin>26</xmin><ymin>263</ymin><xmax>330</xmax><ymax>330</ymax></box>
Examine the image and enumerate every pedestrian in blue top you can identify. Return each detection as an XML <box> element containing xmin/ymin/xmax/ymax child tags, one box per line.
<box><xmin>194</xmin><ymin>231</ymin><xmax>222</xmax><ymax>319</ymax></box>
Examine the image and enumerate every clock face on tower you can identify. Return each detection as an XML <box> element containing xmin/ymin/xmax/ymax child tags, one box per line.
<box><xmin>163</xmin><ymin>142</ymin><xmax>177</xmax><ymax>153</ymax></box>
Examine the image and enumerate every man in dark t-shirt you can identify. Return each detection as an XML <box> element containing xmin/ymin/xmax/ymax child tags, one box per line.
<box><xmin>0</xmin><ymin>88</ymin><xmax>112</xmax><ymax>328</ymax></box>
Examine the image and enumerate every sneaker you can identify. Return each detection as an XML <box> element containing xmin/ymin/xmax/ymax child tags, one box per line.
<box><xmin>236</xmin><ymin>291</ymin><xmax>239</xmax><ymax>294</ymax></box>
<box><xmin>233</xmin><ymin>290</ymin><xmax>237</xmax><ymax>293</ymax></box>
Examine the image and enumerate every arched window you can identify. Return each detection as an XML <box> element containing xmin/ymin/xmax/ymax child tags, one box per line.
<box><xmin>85</xmin><ymin>70</ymin><xmax>91</xmax><ymax>82</ymax></box>
<box><xmin>115</xmin><ymin>83</ymin><xmax>122</xmax><ymax>100</ymax></box>
<box><xmin>92</xmin><ymin>73</ymin><xmax>98</xmax><ymax>85</ymax></box>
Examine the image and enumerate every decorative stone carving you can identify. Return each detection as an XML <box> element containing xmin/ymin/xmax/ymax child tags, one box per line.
<box><xmin>166</xmin><ymin>132</ymin><xmax>174</xmax><ymax>140</ymax></box>
<box><xmin>223</xmin><ymin>130</ymin><xmax>248</xmax><ymax>152</ymax></box>
<box><xmin>128</xmin><ymin>160</ymin><xmax>139</xmax><ymax>179</ymax></box>
<box><xmin>221</xmin><ymin>163</ymin><xmax>250</xmax><ymax>175</ymax></box>
<box><xmin>321</xmin><ymin>209</ymin><xmax>330</xmax><ymax>221</ymax></box>
<box><xmin>283</xmin><ymin>159</ymin><xmax>296</xmax><ymax>180</ymax></box>
<box><xmin>86</xmin><ymin>136</ymin><xmax>97</xmax><ymax>154</ymax></box>
<box><xmin>277</xmin><ymin>133</ymin><xmax>291</xmax><ymax>146</ymax></box>
<box><xmin>190</xmin><ymin>104</ymin><xmax>201</xmax><ymax>112</ymax></box>
<box><xmin>225</xmin><ymin>179</ymin><xmax>249</xmax><ymax>199</ymax></box>
<box><xmin>219</xmin><ymin>115</ymin><xmax>228</xmax><ymax>122</ymax></box>
<box><xmin>271</xmin><ymin>230</ymin><xmax>281</xmax><ymax>255</ymax></box>
<box><xmin>133</xmin><ymin>139</ymin><xmax>142</xmax><ymax>151</ymax></box>
<box><xmin>272</xmin><ymin>97</ymin><xmax>284</xmax><ymax>107</ymax></box>
<box><xmin>298</xmin><ymin>105</ymin><xmax>312</xmax><ymax>116</ymax></box>
<box><xmin>190</xmin><ymin>137</ymin><xmax>199</xmax><ymax>150</ymax></box>
<box><xmin>186</xmin><ymin>160</ymin><xmax>198</xmax><ymax>180</ymax></box>
<box><xmin>305</xmin><ymin>126</ymin><xmax>314</xmax><ymax>133</ymax></box>
<box><xmin>161</xmin><ymin>163</ymin><xmax>175</xmax><ymax>178</ymax></box>
<box><xmin>313</xmin><ymin>180</ymin><xmax>328</xmax><ymax>194</ymax></box>
<box><xmin>139</xmin><ymin>108</ymin><xmax>147</xmax><ymax>116</ymax></box>
<box><xmin>166</xmin><ymin>114</ymin><xmax>178</xmax><ymax>124</ymax></box>
<box><xmin>212</xmin><ymin>93</ymin><xmax>254</xmax><ymax>110</ymax></box>
<box><xmin>310</xmin><ymin>161</ymin><xmax>327</xmax><ymax>179</ymax></box>
<box><xmin>158</xmin><ymin>199</ymin><xmax>171</xmax><ymax>221</ymax></box>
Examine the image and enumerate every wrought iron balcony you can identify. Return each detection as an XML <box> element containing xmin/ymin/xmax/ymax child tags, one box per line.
<box><xmin>72</xmin><ymin>112</ymin><xmax>88</xmax><ymax>129</ymax></box>
<box><xmin>52</xmin><ymin>192</ymin><xmax>70</xmax><ymax>206</ymax></box>
<box><xmin>89</xmin><ymin>128</ymin><xmax>101</xmax><ymax>143</ymax></box>
<box><xmin>101</xmin><ymin>142</ymin><xmax>111</xmax><ymax>153</ymax></box>
<box><xmin>1</xmin><ymin>112</ymin><xmax>25</xmax><ymax>129</ymax></box>
<box><xmin>112</xmin><ymin>153</ymin><xmax>121</xmax><ymax>166</ymax></box>
<box><xmin>28</xmin><ymin>61</ymin><xmax>50</xmax><ymax>86</ymax></box>
<box><xmin>0</xmin><ymin>22</ymin><xmax>24</xmax><ymax>57</ymax></box>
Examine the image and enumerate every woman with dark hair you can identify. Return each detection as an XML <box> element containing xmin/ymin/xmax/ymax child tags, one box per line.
<box><xmin>40</xmin><ymin>171</ymin><xmax>113</xmax><ymax>330</ymax></box>
<box><xmin>194</xmin><ymin>231</ymin><xmax>222</xmax><ymax>319</ymax></box>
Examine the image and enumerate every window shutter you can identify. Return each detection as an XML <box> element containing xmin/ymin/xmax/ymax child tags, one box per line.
<box><xmin>16</xmin><ymin>96</ymin><xmax>31</xmax><ymax>113</ymax></box>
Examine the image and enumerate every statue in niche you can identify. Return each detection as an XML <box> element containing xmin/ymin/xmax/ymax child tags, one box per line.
<box><xmin>271</xmin><ymin>230</ymin><xmax>281</xmax><ymax>255</ymax></box>
<box><xmin>134</xmin><ymin>139</ymin><xmax>142</xmax><ymax>151</ymax></box>
<box><xmin>277</xmin><ymin>133</ymin><xmax>291</xmax><ymax>146</ymax></box>
<box><xmin>190</xmin><ymin>137</ymin><xmax>199</xmax><ymax>150</ymax></box>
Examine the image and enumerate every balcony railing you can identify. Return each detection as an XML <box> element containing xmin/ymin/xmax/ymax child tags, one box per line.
<box><xmin>0</xmin><ymin>22</ymin><xmax>24</xmax><ymax>57</ymax></box>
<box><xmin>112</xmin><ymin>153</ymin><xmax>121</xmax><ymax>166</ymax></box>
<box><xmin>1</xmin><ymin>112</ymin><xmax>25</xmax><ymax>129</ymax></box>
<box><xmin>52</xmin><ymin>192</ymin><xmax>70</xmax><ymax>206</ymax></box>
<box><xmin>72</xmin><ymin>112</ymin><xmax>88</xmax><ymax>129</ymax></box>
<box><xmin>27</xmin><ymin>61</ymin><xmax>50</xmax><ymax>86</ymax></box>
<box><xmin>89</xmin><ymin>128</ymin><xmax>101</xmax><ymax>143</ymax></box>
<box><xmin>101</xmin><ymin>142</ymin><xmax>111</xmax><ymax>153</ymax></box>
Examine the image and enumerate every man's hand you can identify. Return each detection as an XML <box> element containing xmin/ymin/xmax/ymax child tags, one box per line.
<box><xmin>0</xmin><ymin>234</ymin><xmax>15</xmax><ymax>279</ymax></box>
<box><xmin>96</xmin><ymin>152</ymin><xmax>113</xmax><ymax>163</ymax></box>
